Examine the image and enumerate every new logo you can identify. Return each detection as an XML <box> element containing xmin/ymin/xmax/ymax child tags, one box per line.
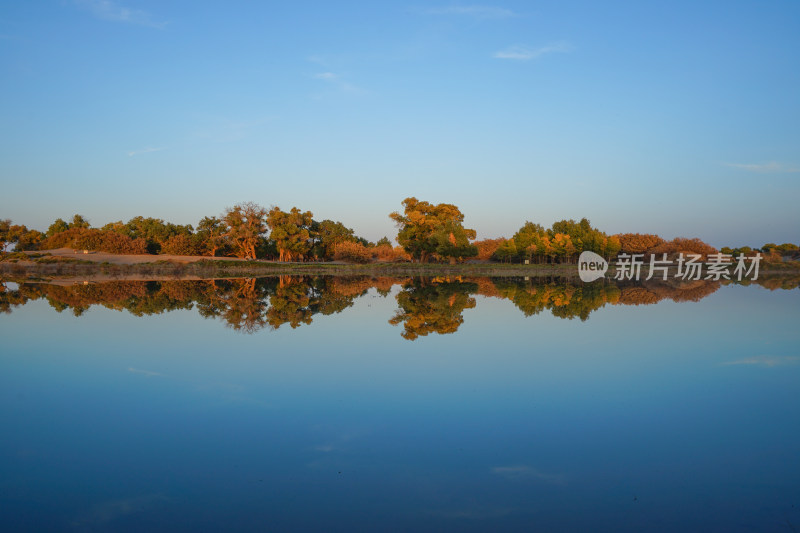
<box><xmin>578</xmin><ymin>251</ymin><xmax>608</xmax><ymax>282</ymax></box>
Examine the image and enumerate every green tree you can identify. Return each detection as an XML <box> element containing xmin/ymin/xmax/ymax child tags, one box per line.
<box><xmin>267</xmin><ymin>207</ymin><xmax>314</xmax><ymax>262</ymax></box>
<box><xmin>70</xmin><ymin>214</ymin><xmax>91</xmax><ymax>229</ymax></box>
<box><xmin>0</xmin><ymin>219</ymin><xmax>11</xmax><ymax>253</ymax></box>
<box><xmin>389</xmin><ymin>279</ymin><xmax>478</xmax><ymax>340</ymax></box>
<box><xmin>118</xmin><ymin>216</ymin><xmax>193</xmax><ymax>254</ymax></box>
<box><xmin>313</xmin><ymin>219</ymin><xmax>356</xmax><ymax>260</ymax></box>
<box><xmin>493</xmin><ymin>239</ymin><xmax>517</xmax><ymax>262</ymax></box>
<box><xmin>8</xmin><ymin>225</ymin><xmax>44</xmax><ymax>251</ymax></box>
<box><xmin>512</xmin><ymin>222</ymin><xmax>546</xmax><ymax>262</ymax></box>
<box><xmin>197</xmin><ymin>216</ymin><xmax>227</xmax><ymax>257</ymax></box>
<box><xmin>389</xmin><ymin>197</ymin><xmax>477</xmax><ymax>263</ymax></box>
<box><xmin>46</xmin><ymin>218</ymin><xmax>70</xmax><ymax>237</ymax></box>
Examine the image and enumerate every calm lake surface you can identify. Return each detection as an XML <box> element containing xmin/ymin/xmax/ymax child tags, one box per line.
<box><xmin>1</xmin><ymin>277</ymin><xmax>799</xmax><ymax>532</ymax></box>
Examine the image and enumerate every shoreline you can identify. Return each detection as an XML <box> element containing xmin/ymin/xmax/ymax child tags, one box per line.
<box><xmin>0</xmin><ymin>248</ymin><xmax>797</xmax><ymax>282</ymax></box>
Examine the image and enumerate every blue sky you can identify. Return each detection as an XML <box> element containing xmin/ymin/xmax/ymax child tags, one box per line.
<box><xmin>1</xmin><ymin>1</ymin><xmax>798</xmax><ymax>247</ymax></box>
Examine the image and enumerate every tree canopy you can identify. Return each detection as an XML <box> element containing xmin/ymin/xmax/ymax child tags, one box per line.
<box><xmin>389</xmin><ymin>197</ymin><xmax>477</xmax><ymax>263</ymax></box>
<box><xmin>223</xmin><ymin>203</ymin><xmax>268</xmax><ymax>259</ymax></box>
<box><xmin>267</xmin><ymin>207</ymin><xmax>313</xmax><ymax>262</ymax></box>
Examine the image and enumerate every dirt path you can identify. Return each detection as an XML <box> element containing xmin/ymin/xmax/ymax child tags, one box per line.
<box><xmin>32</xmin><ymin>248</ymin><xmax>248</xmax><ymax>265</ymax></box>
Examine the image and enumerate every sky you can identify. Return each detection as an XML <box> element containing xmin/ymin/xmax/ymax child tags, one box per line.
<box><xmin>1</xmin><ymin>0</ymin><xmax>798</xmax><ymax>247</ymax></box>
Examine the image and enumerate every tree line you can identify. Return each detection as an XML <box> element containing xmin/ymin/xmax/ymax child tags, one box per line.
<box><xmin>2</xmin><ymin>197</ymin><xmax>798</xmax><ymax>264</ymax></box>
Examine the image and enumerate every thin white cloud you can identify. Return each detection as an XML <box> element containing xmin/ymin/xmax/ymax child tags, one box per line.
<box><xmin>127</xmin><ymin>146</ymin><xmax>166</xmax><ymax>157</ymax></box>
<box><xmin>314</xmin><ymin>72</ymin><xmax>338</xmax><ymax>80</ymax></box>
<box><xmin>725</xmin><ymin>162</ymin><xmax>800</xmax><ymax>173</ymax></box>
<box><xmin>313</xmin><ymin>71</ymin><xmax>365</xmax><ymax>95</ymax></box>
<box><xmin>74</xmin><ymin>0</ymin><xmax>166</xmax><ymax>29</ymax></box>
<box><xmin>423</xmin><ymin>5</ymin><xmax>516</xmax><ymax>19</ymax></box>
<box><xmin>494</xmin><ymin>41</ymin><xmax>572</xmax><ymax>60</ymax></box>
<box><xmin>721</xmin><ymin>355</ymin><xmax>800</xmax><ymax>367</ymax></box>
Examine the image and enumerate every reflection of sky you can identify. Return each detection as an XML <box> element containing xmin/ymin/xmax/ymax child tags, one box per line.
<box><xmin>1</xmin><ymin>284</ymin><xmax>799</xmax><ymax>531</ymax></box>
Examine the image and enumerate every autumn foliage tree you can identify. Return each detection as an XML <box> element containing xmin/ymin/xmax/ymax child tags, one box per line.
<box><xmin>389</xmin><ymin>197</ymin><xmax>477</xmax><ymax>263</ymax></box>
<box><xmin>196</xmin><ymin>216</ymin><xmax>227</xmax><ymax>257</ymax></box>
<box><xmin>332</xmin><ymin>241</ymin><xmax>372</xmax><ymax>263</ymax></box>
<box><xmin>0</xmin><ymin>219</ymin><xmax>11</xmax><ymax>253</ymax></box>
<box><xmin>650</xmin><ymin>237</ymin><xmax>717</xmax><ymax>260</ymax></box>
<box><xmin>615</xmin><ymin>233</ymin><xmax>665</xmax><ymax>255</ymax></box>
<box><xmin>312</xmin><ymin>219</ymin><xmax>357</xmax><ymax>260</ymax></box>
<box><xmin>223</xmin><ymin>202</ymin><xmax>268</xmax><ymax>259</ymax></box>
<box><xmin>38</xmin><ymin>227</ymin><xmax>147</xmax><ymax>254</ymax></box>
<box><xmin>160</xmin><ymin>234</ymin><xmax>205</xmax><ymax>256</ymax></box>
<box><xmin>471</xmin><ymin>238</ymin><xmax>503</xmax><ymax>260</ymax></box>
<box><xmin>267</xmin><ymin>207</ymin><xmax>313</xmax><ymax>262</ymax></box>
<box><xmin>501</xmin><ymin>218</ymin><xmax>620</xmax><ymax>263</ymax></box>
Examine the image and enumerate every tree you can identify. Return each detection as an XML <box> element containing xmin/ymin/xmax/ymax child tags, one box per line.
<box><xmin>267</xmin><ymin>207</ymin><xmax>313</xmax><ymax>262</ymax></box>
<box><xmin>196</xmin><ymin>216</ymin><xmax>227</xmax><ymax>257</ymax></box>
<box><xmin>550</xmin><ymin>233</ymin><xmax>576</xmax><ymax>263</ymax></box>
<box><xmin>513</xmin><ymin>222</ymin><xmax>547</xmax><ymax>262</ymax></box>
<box><xmin>616</xmin><ymin>233</ymin><xmax>665</xmax><ymax>255</ymax></box>
<box><xmin>389</xmin><ymin>197</ymin><xmax>477</xmax><ymax>263</ymax></box>
<box><xmin>430</xmin><ymin>220</ymin><xmax>478</xmax><ymax>263</ymax></box>
<box><xmin>46</xmin><ymin>218</ymin><xmax>70</xmax><ymax>237</ymax></box>
<box><xmin>389</xmin><ymin>280</ymin><xmax>478</xmax><ymax>340</ymax></box>
<box><xmin>506</xmin><ymin>218</ymin><xmax>619</xmax><ymax>263</ymax></box>
<box><xmin>70</xmin><ymin>214</ymin><xmax>91</xmax><ymax>229</ymax></box>
<box><xmin>160</xmin><ymin>234</ymin><xmax>205</xmax><ymax>256</ymax></box>
<box><xmin>474</xmin><ymin>238</ymin><xmax>504</xmax><ymax>261</ymax></box>
<box><xmin>313</xmin><ymin>219</ymin><xmax>356</xmax><ymax>260</ymax></box>
<box><xmin>493</xmin><ymin>239</ymin><xmax>517</xmax><ymax>262</ymax></box>
<box><xmin>117</xmin><ymin>216</ymin><xmax>193</xmax><ymax>254</ymax></box>
<box><xmin>333</xmin><ymin>241</ymin><xmax>371</xmax><ymax>263</ymax></box>
<box><xmin>0</xmin><ymin>219</ymin><xmax>11</xmax><ymax>253</ymax></box>
<box><xmin>7</xmin><ymin>225</ymin><xmax>44</xmax><ymax>251</ymax></box>
<box><xmin>376</xmin><ymin>236</ymin><xmax>392</xmax><ymax>247</ymax></box>
<box><xmin>223</xmin><ymin>203</ymin><xmax>269</xmax><ymax>259</ymax></box>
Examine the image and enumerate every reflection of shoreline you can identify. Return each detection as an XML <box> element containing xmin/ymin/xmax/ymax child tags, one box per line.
<box><xmin>1</xmin><ymin>275</ymin><xmax>798</xmax><ymax>338</ymax></box>
<box><xmin>3</xmin><ymin>256</ymin><xmax>799</xmax><ymax>283</ymax></box>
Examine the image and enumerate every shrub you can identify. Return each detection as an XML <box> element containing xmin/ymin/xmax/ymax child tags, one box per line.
<box><xmin>333</xmin><ymin>241</ymin><xmax>372</xmax><ymax>263</ymax></box>
<box><xmin>474</xmin><ymin>238</ymin><xmax>504</xmax><ymax>261</ymax></box>
<box><xmin>160</xmin><ymin>234</ymin><xmax>205</xmax><ymax>256</ymax></box>
<box><xmin>372</xmin><ymin>244</ymin><xmax>412</xmax><ymax>262</ymax></box>
<box><xmin>651</xmin><ymin>237</ymin><xmax>717</xmax><ymax>260</ymax></box>
<box><xmin>39</xmin><ymin>228</ymin><xmax>148</xmax><ymax>254</ymax></box>
<box><xmin>616</xmin><ymin>233</ymin><xmax>665</xmax><ymax>256</ymax></box>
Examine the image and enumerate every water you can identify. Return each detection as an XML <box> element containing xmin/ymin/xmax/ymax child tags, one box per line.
<box><xmin>1</xmin><ymin>277</ymin><xmax>799</xmax><ymax>531</ymax></box>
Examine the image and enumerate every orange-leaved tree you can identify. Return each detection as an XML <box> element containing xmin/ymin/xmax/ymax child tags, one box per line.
<box><xmin>223</xmin><ymin>202</ymin><xmax>268</xmax><ymax>259</ymax></box>
<box><xmin>389</xmin><ymin>197</ymin><xmax>477</xmax><ymax>263</ymax></box>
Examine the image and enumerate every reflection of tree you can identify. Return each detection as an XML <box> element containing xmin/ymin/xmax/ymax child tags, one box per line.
<box><xmin>616</xmin><ymin>279</ymin><xmax>720</xmax><ymax>306</ymax></box>
<box><xmin>216</xmin><ymin>278</ymin><xmax>271</xmax><ymax>334</ymax></box>
<box><xmin>491</xmin><ymin>278</ymin><xmax>620</xmax><ymax>321</ymax></box>
<box><xmin>266</xmin><ymin>276</ymin><xmax>314</xmax><ymax>329</ymax></box>
<box><xmin>487</xmin><ymin>276</ymin><xmax>732</xmax><ymax>320</ymax></box>
<box><xmin>389</xmin><ymin>278</ymin><xmax>477</xmax><ymax>340</ymax></box>
<box><xmin>2</xmin><ymin>274</ymin><xmax>798</xmax><ymax>337</ymax></box>
<box><xmin>0</xmin><ymin>276</ymin><xmax>396</xmax><ymax>334</ymax></box>
<box><xmin>0</xmin><ymin>282</ymin><xmax>29</xmax><ymax>314</ymax></box>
